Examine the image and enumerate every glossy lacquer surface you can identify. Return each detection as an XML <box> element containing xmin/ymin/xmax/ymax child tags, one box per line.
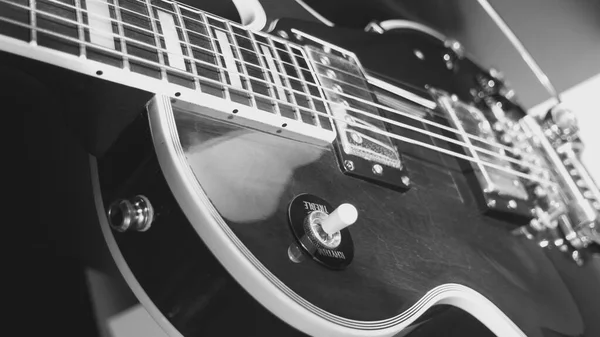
<box><xmin>173</xmin><ymin>100</ymin><xmax>581</xmax><ymax>337</ymax></box>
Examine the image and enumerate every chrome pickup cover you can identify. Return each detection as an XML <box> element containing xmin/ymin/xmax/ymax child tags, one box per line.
<box><xmin>434</xmin><ymin>92</ymin><xmax>533</xmax><ymax>220</ymax></box>
<box><xmin>305</xmin><ymin>46</ymin><xmax>402</xmax><ymax>169</ymax></box>
<box><xmin>294</xmin><ymin>31</ymin><xmax>410</xmax><ymax>191</ymax></box>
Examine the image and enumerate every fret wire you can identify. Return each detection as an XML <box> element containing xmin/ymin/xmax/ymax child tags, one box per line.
<box><xmin>225</xmin><ymin>21</ymin><xmax>257</xmax><ymax>108</ymax></box>
<box><xmin>3</xmin><ymin>1</ymin><xmax>525</xmax><ymax>166</ymax></box>
<box><xmin>267</xmin><ymin>36</ymin><xmax>301</xmax><ymax>118</ymax></box>
<box><xmin>173</xmin><ymin>2</ymin><xmax>199</xmax><ymax>89</ymax></box>
<box><xmin>13</xmin><ymin>2</ymin><xmax>262</xmax><ymax>93</ymax></box>
<box><xmin>0</xmin><ymin>15</ymin><xmax>552</xmax><ymax>183</ymax></box>
<box><xmin>207</xmin><ymin>24</ymin><xmax>363</xmax><ymax>82</ymax></box>
<box><xmin>49</xmin><ymin>0</ymin><xmax>349</xmax><ymax>100</ymax></box>
<box><xmin>248</xmin><ymin>31</ymin><xmax>281</xmax><ymax>116</ymax></box>
<box><xmin>39</xmin><ymin>0</ymin><xmax>369</xmax><ymax>102</ymax></box>
<box><xmin>0</xmin><ymin>10</ymin><xmax>405</xmax><ymax>127</ymax></box>
<box><xmin>84</xmin><ymin>0</ymin><xmax>366</xmax><ymax>87</ymax></box>
<box><xmin>0</xmin><ymin>16</ymin><xmax>304</xmax><ymax>114</ymax></box>
<box><xmin>23</xmin><ymin>0</ymin><xmax>291</xmax><ymax>89</ymax></box>
<box><xmin>74</xmin><ymin>0</ymin><xmax>85</xmax><ymax>56</ymax></box>
<box><xmin>42</xmin><ymin>0</ymin><xmax>171</xmax><ymax>54</ymax></box>
<box><xmin>29</xmin><ymin>0</ymin><xmax>37</xmax><ymax>43</ymax></box>
<box><xmin>110</xmin><ymin>0</ymin><xmax>310</xmax><ymax>70</ymax></box>
<box><xmin>144</xmin><ymin>0</ymin><xmax>167</xmax><ymax>79</ymax></box>
<box><xmin>285</xmin><ymin>44</ymin><xmax>321</xmax><ymax>126</ymax></box>
<box><xmin>4</xmin><ymin>3</ymin><xmax>538</xmax><ymax>170</ymax></box>
<box><xmin>200</xmin><ymin>12</ymin><xmax>230</xmax><ymax>100</ymax></box>
<box><xmin>1</xmin><ymin>16</ymin><xmax>310</xmax><ymax>115</ymax></box>
<box><xmin>199</xmin><ymin>22</ymin><xmax>314</xmax><ymax>78</ymax></box>
<box><xmin>111</xmin><ymin>0</ymin><xmax>129</xmax><ymax>69</ymax></box>
<box><xmin>79</xmin><ymin>0</ymin><xmax>322</xmax><ymax>75</ymax></box>
<box><xmin>113</xmin><ymin>0</ymin><xmax>286</xmax><ymax>85</ymax></box>
<box><xmin>14</xmin><ymin>2</ymin><xmax>531</xmax><ymax>167</ymax></box>
<box><xmin>256</xmin><ymin>41</ymin><xmax>287</xmax><ymax>103</ymax></box>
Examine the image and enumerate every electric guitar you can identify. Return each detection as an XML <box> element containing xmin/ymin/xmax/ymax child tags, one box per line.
<box><xmin>2</xmin><ymin>0</ymin><xmax>599</xmax><ymax>336</ymax></box>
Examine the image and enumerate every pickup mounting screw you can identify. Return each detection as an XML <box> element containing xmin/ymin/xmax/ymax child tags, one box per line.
<box><xmin>344</xmin><ymin>160</ymin><xmax>355</xmax><ymax>171</ymax></box>
<box><xmin>277</xmin><ymin>30</ymin><xmax>289</xmax><ymax>39</ymax></box>
<box><xmin>372</xmin><ymin>164</ymin><xmax>383</xmax><ymax>175</ymax></box>
<box><xmin>487</xmin><ymin>199</ymin><xmax>497</xmax><ymax>208</ymax></box>
<box><xmin>571</xmin><ymin>250</ymin><xmax>584</xmax><ymax>266</ymax></box>
<box><xmin>507</xmin><ymin>200</ymin><xmax>517</xmax><ymax>209</ymax></box>
<box><xmin>413</xmin><ymin>49</ymin><xmax>425</xmax><ymax>60</ymax></box>
<box><xmin>350</xmin><ymin>132</ymin><xmax>363</xmax><ymax>144</ymax></box>
<box><xmin>401</xmin><ymin>176</ymin><xmax>410</xmax><ymax>186</ymax></box>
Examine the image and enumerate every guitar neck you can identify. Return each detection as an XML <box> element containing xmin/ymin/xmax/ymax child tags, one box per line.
<box><xmin>0</xmin><ymin>0</ymin><xmax>346</xmax><ymax>144</ymax></box>
<box><xmin>2</xmin><ymin>0</ymin><xmax>286</xmax><ymax>90</ymax></box>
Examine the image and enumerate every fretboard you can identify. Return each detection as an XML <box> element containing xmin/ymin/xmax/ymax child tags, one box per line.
<box><xmin>0</xmin><ymin>0</ymin><xmax>337</xmax><ymax>143</ymax></box>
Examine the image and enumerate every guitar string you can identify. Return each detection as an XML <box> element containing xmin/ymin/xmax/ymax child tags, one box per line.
<box><xmin>82</xmin><ymin>0</ymin><xmax>515</xmax><ymax>126</ymax></box>
<box><xmin>36</xmin><ymin>0</ymin><xmax>385</xmax><ymax>107</ymax></box>
<box><xmin>89</xmin><ymin>0</ymin><xmax>349</xmax><ymax>78</ymax></box>
<box><xmin>56</xmin><ymin>0</ymin><xmax>381</xmax><ymax>91</ymax></box>
<box><xmin>117</xmin><ymin>0</ymin><xmax>525</xmax><ymax>155</ymax></box>
<box><xmin>0</xmin><ymin>16</ymin><xmax>555</xmax><ymax>187</ymax></box>
<box><xmin>0</xmin><ymin>5</ymin><xmax>546</xmax><ymax>176</ymax></box>
<box><xmin>35</xmin><ymin>0</ymin><xmax>520</xmax><ymax>157</ymax></box>
<box><xmin>0</xmin><ymin>10</ymin><xmax>555</xmax><ymax>185</ymax></box>
<box><xmin>2</xmin><ymin>4</ymin><xmax>543</xmax><ymax>175</ymax></box>
<box><xmin>12</xmin><ymin>3</ymin><xmax>543</xmax><ymax>173</ymax></box>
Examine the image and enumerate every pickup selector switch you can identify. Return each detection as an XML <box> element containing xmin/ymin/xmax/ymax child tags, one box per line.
<box><xmin>287</xmin><ymin>194</ymin><xmax>355</xmax><ymax>270</ymax></box>
<box><xmin>321</xmin><ymin>203</ymin><xmax>358</xmax><ymax>234</ymax></box>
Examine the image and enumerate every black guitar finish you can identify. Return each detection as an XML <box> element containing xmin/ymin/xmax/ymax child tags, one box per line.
<box><xmin>2</xmin><ymin>0</ymin><xmax>593</xmax><ymax>335</ymax></box>
<box><xmin>94</xmin><ymin>20</ymin><xmax>587</xmax><ymax>337</ymax></box>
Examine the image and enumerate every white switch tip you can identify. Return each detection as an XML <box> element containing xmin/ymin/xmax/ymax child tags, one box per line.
<box><xmin>321</xmin><ymin>203</ymin><xmax>358</xmax><ymax>235</ymax></box>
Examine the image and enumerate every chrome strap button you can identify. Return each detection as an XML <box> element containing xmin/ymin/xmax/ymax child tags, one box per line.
<box><xmin>107</xmin><ymin>195</ymin><xmax>154</xmax><ymax>232</ymax></box>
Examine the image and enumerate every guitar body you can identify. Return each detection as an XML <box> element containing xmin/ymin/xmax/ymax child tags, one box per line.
<box><xmin>3</xmin><ymin>0</ymin><xmax>597</xmax><ymax>336</ymax></box>
<box><xmin>92</xmin><ymin>93</ymin><xmax>580</xmax><ymax>337</ymax></box>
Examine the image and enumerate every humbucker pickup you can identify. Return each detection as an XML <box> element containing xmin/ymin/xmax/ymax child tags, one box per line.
<box><xmin>434</xmin><ymin>92</ymin><xmax>534</xmax><ymax>221</ymax></box>
<box><xmin>303</xmin><ymin>42</ymin><xmax>410</xmax><ymax>191</ymax></box>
